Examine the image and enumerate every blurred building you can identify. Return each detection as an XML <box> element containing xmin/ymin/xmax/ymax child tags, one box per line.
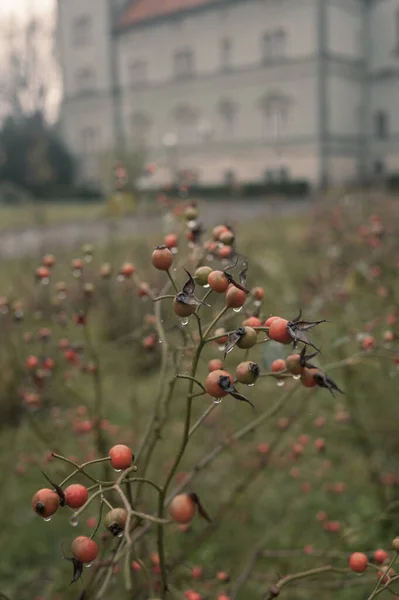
<box><xmin>57</xmin><ymin>0</ymin><xmax>399</xmax><ymax>188</ymax></box>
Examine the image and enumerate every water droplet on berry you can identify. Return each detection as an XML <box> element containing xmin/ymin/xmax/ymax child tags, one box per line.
<box><xmin>213</xmin><ymin>398</ymin><xmax>222</xmax><ymax>405</ymax></box>
<box><xmin>248</xmin><ymin>383</ymin><xmax>255</xmax><ymax>387</ymax></box>
<box><xmin>218</xmin><ymin>345</ymin><xmax>225</xmax><ymax>352</ymax></box>
<box><xmin>117</xmin><ymin>274</ymin><xmax>124</xmax><ymax>282</ymax></box>
<box><xmin>117</xmin><ymin>532</ymin><xmax>124</xmax><ymax>538</ymax></box>
<box><xmin>114</xmin><ymin>468</ymin><xmax>122</xmax><ymax>473</ymax></box>
<box><xmin>206</xmin><ymin>254</ymin><xmax>214</xmax><ymax>261</ymax></box>
<box><xmin>41</xmin><ymin>278</ymin><xmax>49</xmax><ymax>286</ymax></box>
<box><xmin>203</xmin><ymin>284</ymin><xmax>210</xmax><ymax>289</ymax></box>
<box><xmin>44</xmin><ymin>516</ymin><xmax>52</xmax><ymax>522</ymax></box>
<box><xmin>140</xmin><ymin>296</ymin><xmax>148</xmax><ymax>303</ymax></box>
<box><xmin>69</xmin><ymin>516</ymin><xmax>79</xmax><ymax>527</ymax></box>
<box><xmin>276</xmin><ymin>380</ymin><xmax>285</xmax><ymax>387</ymax></box>
<box><xmin>233</xmin><ymin>306</ymin><xmax>243</xmax><ymax>313</ymax></box>
<box><xmin>85</xmin><ymin>562</ymin><xmax>92</xmax><ymax>568</ymax></box>
<box><xmin>180</xmin><ymin>318</ymin><xmax>189</xmax><ymax>326</ymax></box>
<box><xmin>254</xmin><ymin>300</ymin><xmax>262</xmax><ymax>307</ymax></box>
<box><xmin>84</xmin><ymin>255</ymin><xmax>92</xmax><ymax>263</ymax></box>
<box><xmin>72</xmin><ymin>270</ymin><xmax>81</xmax><ymax>279</ymax></box>
<box><xmin>293</xmin><ymin>374</ymin><xmax>301</xmax><ymax>380</ymax></box>
<box><xmin>171</xmin><ymin>247</ymin><xmax>178</xmax><ymax>255</ymax></box>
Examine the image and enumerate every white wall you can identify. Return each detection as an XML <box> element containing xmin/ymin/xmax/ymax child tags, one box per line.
<box><xmin>327</xmin><ymin>74</ymin><xmax>362</xmax><ymax>136</ymax></box>
<box><xmin>58</xmin><ymin>0</ymin><xmax>114</xmax><ymax>97</ymax></box>
<box><xmin>117</xmin><ymin>0</ymin><xmax>318</xmax><ymax>89</ymax></box>
<box><xmin>327</xmin><ymin>1</ymin><xmax>363</xmax><ymax>58</ymax></box>
<box><xmin>370</xmin><ymin>0</ymin><xmax>399</xmax><ymax>72</ymax></box>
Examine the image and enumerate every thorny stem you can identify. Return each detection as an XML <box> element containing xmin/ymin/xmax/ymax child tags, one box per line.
<box><xmin>189</xmin><ymin>403</ymin><xmax>216</xmax><ymax>437</ymax></box>
<box><xmin>266</xmin><ymin>565</ymin><xmax>351</xmax><ymax>598</ymax></box>
<box><xmin>157</xmin><ymin>305</ymin><xmax>231</xmax><ymax>597</ymax></box>
<box><xmin>166</xmin><ymin>270</ymin><xmax>179</xmax><ymax>293</ymax></box>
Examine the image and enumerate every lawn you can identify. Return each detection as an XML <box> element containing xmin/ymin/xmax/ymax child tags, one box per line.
<box><xmin>0</xmin><ymin>195</ymin><xmax>398</xmax><ymax>600</ymax></box>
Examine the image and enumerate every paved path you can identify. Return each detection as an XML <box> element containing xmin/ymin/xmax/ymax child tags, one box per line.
<box><xmin>0</xmin><ymin>199</ymin><xmax>311</xmax><ymax>260</ymax></box>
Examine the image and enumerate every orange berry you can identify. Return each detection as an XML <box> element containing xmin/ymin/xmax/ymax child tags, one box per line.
<box><xmin>205</xmin><ymin>370</ymin><xmax>233</xmax><ymax>398</ymax></box>
<box><xmin>152</xmin><ymin>245</ymin><xmax>173</xmax><ymax>270</ymax></box>
<box><xmin>268</xmin><ymin>318</ymin><xmax>292</xmax><ymax>344</ymax></box>
<box><xmin>71</xmin><ymin>536</ymin><xmax>98</xmax><ymax>563</ymax></box>
<box><xmin>109</xmin><ymin>444</ymin><xmax>133</xmax><ymax>470</ymax></box>
<box><xmin>348</xmin><ymin>553</ymin><xmax>368</xmax><ymax>573</ymax></box>
<box><xmin>32</xmin><ymin>488</ymin><xmax>59</xmax><ymax>518</ymax></box>
<box><xmin>225</xmin><ymin>286</ymin><xmax>246</xmax><ymax>309</ymax></box>
<box><xmin>168</xmin><ymin>494</ymin><xmax>196</xmax><ymax>524</ymax></box>
<box><xmin>208</xmin><ymin>270</ymin><xmax>229</xmax><ymax>293</ymax></box>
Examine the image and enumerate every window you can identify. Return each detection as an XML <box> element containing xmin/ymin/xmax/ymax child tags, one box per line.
<box><xmin>73</xmin><ymin>15</ymin><xmax>92</xmax><ymax>47</ymax></box>
<box><xmin>174</xmin><ymin>49</ymin><xmax>194</xmax><ymax>79</ymax></box>
<box><xmin>374</xmin><ymin>111</ymin><xmax>389</xmax><ymax>139</ymax></box>
<box><xmin>131</xmin><ymin>112</ymin><xmax>151</xmax><ymax>147</ymax></box>
<box><xmin>218</xmin><ymin>98</ymin><xmax>236</xmax><ymax>139</ymax></box>
<box><xmin>75</xmin><ymin>68</ymin><xmax>96</xmax><ymax>94</ymax></box>
<box><xmin>129</xmin><ymin>61</ymin><xmax>148</xmax><ymax>86</ymax></box>
<box><xmin>262</xmin><ymin>29</ymin><xmax>287</xmax><ymax>63</ymax></box>
<box><xmin>259</xmin><ymin>93</ymin><xmax>291</xmax><ymax>140</ymax></box>
<box><xmin>81</xmin><ymin>127</ymin><xmax>99</xmax><ymax>154</ymax></box>
<box><xmin>221</xmin><ymin>38</ymin><xmax>232</xmax><ymax>71</ymax></box>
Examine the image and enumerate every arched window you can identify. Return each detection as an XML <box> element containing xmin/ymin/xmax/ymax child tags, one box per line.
<box><xmin>172</xmin><ymin>104</ymin><xmax>199</xmax><ymax>145</ymax></box>
<box><xmin>218</xmin><ymin>98</ymin><xmax>237</xmax><ymax>139</ymax></box>
<box><xmin>258</xmin><ymin>92</ymin><xmax>292</xmax><ymax>140</ymax></box>
<box><xmin>131</xmin><ymin>112</ymin><xmax>151</xmax><ymax>148</ymax></box>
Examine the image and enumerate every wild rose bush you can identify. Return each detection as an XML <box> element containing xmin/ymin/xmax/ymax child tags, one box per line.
<box><xmin>1</xmin><ymin>194</ymin><xmax>399</xmax><ymax>600</ymax></box>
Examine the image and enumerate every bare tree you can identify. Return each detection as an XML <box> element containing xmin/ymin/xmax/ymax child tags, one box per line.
<box><xmin>0</xmin><ymin>8</ymin><xmax>60</xmax><ymax>122</ymax></box>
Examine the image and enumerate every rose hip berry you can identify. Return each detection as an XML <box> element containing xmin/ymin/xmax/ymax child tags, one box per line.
<box><xmin>109</xmin><ymin>444</ymin><xmax>133</xmax><ymax>470</ymax></box>
<box><xmin>71</xmin><ymin>536</ymin><xmax>99</xmax><ymax>563</ymax></box>
<box><xmin>64</xmin><ymin>484</ymin><xmax>88</xmax><ymax>509</ymax></box>
<box><xmin>236</xmin><ymin>326</ymin><xmax>257</xmax><ymax>349</ymax></box>
<box><xmin>225</xmin><ymin>286</ymin><xmax>246</xmax><ymax>309</ymax></box>
<box><xmin>268</xmin><ymin>318</ymin><xmax>292</xmax><ymax>344</ymax></box>
<box><xmin>152</xmin><ymin>245</ymin><xmax>174</xmax><ymax>270</ymax></box>
<box><xmin>208</xmin><ymin>270</ymin><xmax>229</xmax><ymax>293</ymax></box>
<box><xmin>349</xmin><ymin>552</ymin><xmax>368</xmax><ymax>573</ymax></box>
<box><xmin>205</xmin><ymin>370</ymin><xmax>233</xmax><ymax>398</ymax></box>
<box><xmin>208</xmin><ymin>358</ymin><xmax>224</xmax><ymax>372</ymax></box>
<box><xmin>168</xmin><ymin>494</ymin><xmax>196</xmax><ymax>524</ymax></box>
<box><xmin>32</xmin><ymin>488</ymin><xmax>60</xmax><ymax>518</ymax></box>
<box><xmin>236</xmin><ymin>361</ymin><xmax>260</xmax><ymax>385</ymax></box>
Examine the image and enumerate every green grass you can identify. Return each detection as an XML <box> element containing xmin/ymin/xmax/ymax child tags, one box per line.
<box><xmin>0</xmin><ymin>199</ymin><xmax>398</xmax><ymax>600</ymax></box>
<box><xmin>0</xmin><ymin>201</ymin><xmax>106</xmax><ymax>231</ymax></box>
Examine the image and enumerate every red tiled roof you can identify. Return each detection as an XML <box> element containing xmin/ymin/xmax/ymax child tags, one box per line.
<box><xmin>118</xmin><ymin>0</ymin><xmax>218</xmax><ymax>29</ymax></box>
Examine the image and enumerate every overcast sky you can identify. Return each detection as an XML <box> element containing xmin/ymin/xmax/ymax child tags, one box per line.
<box><xmin>0</xmin><ymin>0</ymin><xmax>53</xmax><ymax>19</ymax></box>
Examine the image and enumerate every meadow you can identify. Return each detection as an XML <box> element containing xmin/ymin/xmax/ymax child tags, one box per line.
<box><xmin>0</xmin><ymin>192</ymin><xmax>398</xmax><ymax>600</ymax></box>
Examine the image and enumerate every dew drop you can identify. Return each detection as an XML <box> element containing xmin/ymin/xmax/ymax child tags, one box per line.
<box><xmin>203</xmin><ymin>284</ymin><xmax>210</xmax><ymax>289</ymax></box>
<box><xmin>114</xmin><ymin>468</ymin><xmax>122</xmax><ymax>473</ymax></box>
<box><xmin>218</xmin><ymin>345</ymin><xmax>225</xmax><ymax>352</ymax></box>
<box><xmin>85</xmin><ymin>562</ymin><xmax>92</xmax><ymax>568</ymax></box>
<box><xmin>233</xmin><ymin>306</ymin><xmax>243</xmax><ymax>313</ymax></box>
<box><xmin>247</xmin><ymin>383</ymin><xmax>255</xmax><ymax>387</ymax></box>
<box><xmin>41</xmin><ymin>278</ymin><xmax>49</xmax><ymax>286</ymax></box>
<box><xmin>117</xmin><ymin>274</ymin><xmax>124</xmax><ymax>282</ymax></box>
<box><xmin>44</xmin><ymin>516</ymin><xmax>52</xmax><ymax>522</ymax></box>
<box><xmin>293</xmin><ymin>374</ymin><xmax>301</xmax><ymax>380</ymax></box>
<box><xmin>117</xmin><ymin>532</ymin><xmax>124</xmax><ymax>538</ymax></box>
<box><xmin>158</xmin><ymin>339</ymin><xmax>162</xmax><ymax>344</ymax></box>
<box><xmin>276</xmin><ymin>380</ymin><xmax>285</xmax><ymax>387</ymax></box>
<box><xmin>206</xmin><ymin>254</ymin><xmax>214</xmax><ymax>261</ymax></box>
<box><xmin>140</xmin><ymin>296</ymin><xmax>149</xmax><ymax>303</ymax></box>
<box><xmin>188</xmin><ymin>242</ymin><xmax>194</xmax><ymax>249</ymax></box>
<box><xmin>84</xmin><ymin>255</ymin><xmax>93</xmax><ymax>263</ymax></box>
<box><xmin>213</xmin><ymin>398</ymin><xmax>222</xmax><ymax>405</ymax></box>
<box><xmin>187</xmin><ymin>219</ymin><xmax>197</xmax><ymax>228</ymax></box>
<box><xmin>254</xmin><ymin>300</ymin><xmax>262</xmax><ymax>307</ymax></box>
<box><xmin>69</xmin><ymin>516</ymin><xmax>79</xmax><ymax>527</ymax></box>
<box><xmin>72</xmin><ymin>270</ymin><xmax>81</xmax><ymax>279</ymax></box>
<box><xmin>180</xmin><ymin>318</ymin><xmax>189</xmax><ymax>326</ymax></box>
<box><xmin>171</xmin><ymin>247</ymin><xmax>178</xmax><ymax>255</ymax></box>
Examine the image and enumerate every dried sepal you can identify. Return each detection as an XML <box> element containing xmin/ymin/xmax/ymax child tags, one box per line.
<box><xmin>287</xmin><ymin>310</ymin><xmax>327</xmax><ymax>351</ymax></box>
<box><xmin>189</xmin><ymin>492</ymin><xmax>212</xmax><ymax>523</ymax></box>
<box><xmin>224</xmin><ymin>327</ymin><xmax>246</xmax><ymax>356</ymax></box>
<box><xmin>61</xmin><ymin>544</ymin><xmax>84</xmax><ymax>584</ymax></box>
<box><xmin>176</xmin><ymin>270</ymin><xmax>211</xmax><ymax>307</ymax></box>
<box><xmin>313</xmin><ymin>372</ymin><xmax>344</xmax><ymax>396</ymax></box>
<box><xmin>218</xmin><ymin>374</ymin><xmax>255</xmax><ymax>409</ymax></box>
<box><xmin>40</xmin><ymin>469</ymin><xmax>66</xmax><ymax>507</ymax></box>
